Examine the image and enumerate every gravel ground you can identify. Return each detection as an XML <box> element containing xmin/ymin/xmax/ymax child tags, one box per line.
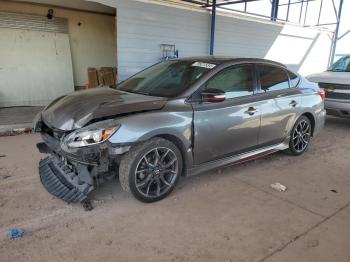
<box><xmin>0</xmin><ymin>116</ymin><xmax>349</xmax><ymax>262</ymax></box>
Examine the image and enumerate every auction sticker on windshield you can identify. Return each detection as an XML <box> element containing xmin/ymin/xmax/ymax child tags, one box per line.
<box><xmin>192</xmin><ymin>62</ymin><xmax>216</xmax><ymax>69</ymax></box>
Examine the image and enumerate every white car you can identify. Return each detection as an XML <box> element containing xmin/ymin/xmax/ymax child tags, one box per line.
<box><xmin>307</xmin><ymin>56</ymin><xmax>350</xmax><ymax>118</ymax></box>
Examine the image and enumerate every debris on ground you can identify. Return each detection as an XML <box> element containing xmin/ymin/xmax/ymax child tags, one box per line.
<box><xmin>270</xmin><ymin>182</ymin><xmax>287</xmax><ymax>192</ymax></box>
<box><xmin>8</xmin><ymin>228</ymin><xmax>25</xmax><ymax>239</ymax></box>
<box><xmin>330</xmin><ymin>189</ymin><xmax>338</xmax><ymax>193</ymax></box>
<box><xmin>1</xmin><ymin>175</ymin><xmax>12</xmax><ymax>180</ymax></box>
<box><xmin>82</xmin><ymin>200</ymin><xmax>94</xmax><ymax>211</ymax></box>
<box><xmin>12</xmin><ymin>128</ymin><xmax>32</xmax><ymax>133</ymax></box>
<box><xmin>307</xmin><ymin>239</ymin><xmax>319</xmax><ymax>248</ymax></box>
<box><xmin>0</xmin><ymin>154</ymin><xmax>6</xmax><ymax>158</ymax></box>
<box><xmin>91</xmin><ymin>199</ymin><xmax>105</xmax><ymax>206</ymax></box>
<box><xmin>0</xmin><ymin>128</ymin><xmax>33</xmax><ymax>137</ymax></box>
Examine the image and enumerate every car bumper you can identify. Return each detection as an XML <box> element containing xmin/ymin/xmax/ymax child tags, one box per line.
<box><xmin>325</xmin><ymin>99</ymin><xmax>350</xmax><ymax>118</ymax></box>
<box><xmin>314</xmin><ymin>108</ymin><xmax>326</xmax><ymax>136</ymax></box>
<box><xmin>39</xmin><ymin>156</ymin><xmax>93</xmax><ymax>203</ymax></box>
<box><xmin>37</xmin><ymin>132</ymin><xmax>130</xmax><ymax>203</ymax></box>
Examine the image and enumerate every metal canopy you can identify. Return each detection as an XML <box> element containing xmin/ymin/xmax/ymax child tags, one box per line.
<box><xmin>180</xmin><ymin>0</ymin><xmax>346</xmax><ymax>63</ymax></box>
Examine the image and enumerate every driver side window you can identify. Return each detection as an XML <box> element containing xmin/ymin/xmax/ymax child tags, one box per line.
<box><xmin>205</xmin><ymin>64</ymin><xmax>254</xmax><ymax>99</ymax></box>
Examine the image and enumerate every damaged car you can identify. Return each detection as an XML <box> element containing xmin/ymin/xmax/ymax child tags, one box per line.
<box><xmin>34</xmin><ymin>57</ymin><xmax>326</xmax><ymax>203</ymax></box>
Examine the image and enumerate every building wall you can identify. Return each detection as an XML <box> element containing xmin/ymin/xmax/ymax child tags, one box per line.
<box><xmin>214</xmin><ymin>14</ymin><xmax>333</xmax><ymax>76</ymax></box>
<box><xmin>0</xmin><ymin>1</ymin><xmax>117</xmax><ymax>87</ymax></box>
<box><xmin>113</xmin><ymin>0</ymin><xmax>210</xmax><ymax>80</ymax></box>
<box><xmin>97</xmin><ymin>0</ymin><xmax>333</xmax><ymax>80</ymax></box>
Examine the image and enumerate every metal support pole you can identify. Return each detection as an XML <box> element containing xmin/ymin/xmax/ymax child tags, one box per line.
<box><xmin>271</xmin><ymin>0</ymin><xmax>279</xmax><ymax>21</ymax></box>
<box><xmin>286</xmin><ymin>0</ymin><xmax>291</xmax><ymax>21</ymax></box>
<box><xmin>331</xmin><ymin>0</ymin><xmax>340</xmax><ymax>22</ymax></box>
<box><xmin>329</xmin><ymin>0</ymin><xmax>344</xmax><ymax>64</ymax></box>
<box><xmin>303</xmin><ymin>0</ymin><xmax>309</xmax><ymax>25</ymax></box>
<box><xmin>210</xmin><ymin>0</ymin><xmax>216</xmax><ymax>56</ymax></box>
<box><xmin>299</xmin><ymin>0</ymin><xmax>304</xmax><ymax>24</ymax></box>
<box><xmin>338</xmin><ymin>29</ymin><xmax>350</xmax><ymax>40</ymax></box>
<box><xmin>317</xmin><ymin>0</ymin><xmax>323</xmax><ymax>25</ymax></box>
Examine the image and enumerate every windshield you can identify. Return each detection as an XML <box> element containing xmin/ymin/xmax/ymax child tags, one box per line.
<box><xmin>117</xmin><ymin>61</ymin><xmax>214</xmax><ymax>97</ymax></box>
<box><xmin>330</xmin><ymin>56</ymin><xmax>350</xmax><ymax>72</ymax></box>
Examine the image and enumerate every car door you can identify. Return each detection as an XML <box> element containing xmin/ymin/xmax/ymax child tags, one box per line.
<box><xmin>192</xmin><ymin>64</ymin><xmax>262</xmax><ymax>165</ymax></box>
<box><xmin>255</xmin><ymin>64</ymin><xmax>302</xmax><ymax>146</ymax></box>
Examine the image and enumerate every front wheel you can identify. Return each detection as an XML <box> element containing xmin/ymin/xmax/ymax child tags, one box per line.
<box><xmin>119</xmin><ymin>138</ymin><xmax>183</xmax><ymax>203</ymax></box>
<box><xmin>285</xmin><ymin>115</ymin><xmax>312</xmax><ymax>156</ymax></box>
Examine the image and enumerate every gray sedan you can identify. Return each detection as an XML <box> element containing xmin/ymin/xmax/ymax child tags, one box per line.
<box><xmin>34</xmin><ymin>57</ymin><xmax>326</xmax><ymax>203</ymax></box>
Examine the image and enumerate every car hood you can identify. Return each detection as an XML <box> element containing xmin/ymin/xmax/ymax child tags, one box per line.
<box><xmin>307</xmin><ymin>71</ymin><xmax>350</xmax><ymax>85</ymax></box>
<box><xmin>41</xmin><ymin>88</ymin><xmax>167</xmax><ymax>131</ymax></box>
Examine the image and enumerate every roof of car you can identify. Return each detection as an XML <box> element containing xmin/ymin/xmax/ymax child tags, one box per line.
<box><xmin>176</xmin><ymin>56</ymin><xmax>286</xmax><ymax>68</ymax></box>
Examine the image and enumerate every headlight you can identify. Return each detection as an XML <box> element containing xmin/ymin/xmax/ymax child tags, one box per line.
<box><xmin>64</xmin><ymin>126</ymin><xmax>120</xmax><ymax>148</ymax></box>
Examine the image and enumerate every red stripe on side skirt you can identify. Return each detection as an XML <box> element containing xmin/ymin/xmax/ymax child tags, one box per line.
<box><xmin>220</xmin><ymin>149</ymin><xmax>278</xmax><ymax>170</ymax></box>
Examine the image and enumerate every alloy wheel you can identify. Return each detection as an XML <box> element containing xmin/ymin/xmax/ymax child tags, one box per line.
<box><xmin>135</xmin><ymin>147</ymin><xmax>178</xmax><ymax>198</ymax></box>
<box><xmin>292</xmin><ymin>119</ymin><xmax>311</xmax><ymax>153</ymax></box>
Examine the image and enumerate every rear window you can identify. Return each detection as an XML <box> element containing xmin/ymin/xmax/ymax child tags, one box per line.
<box><xmin>257</xmin><ymin>65</ymin><xmax>289</xmax><ymax>92</ymax></box>
<box><xmin>288</xmin><ymin>71</ymin><xmax>299</xmax><ymax>88</ymax></box>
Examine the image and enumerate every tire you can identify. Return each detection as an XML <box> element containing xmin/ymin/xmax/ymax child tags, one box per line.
<box><xmin>119</xmin><ymin>137</ymin><xmax>183</xmax><ymax>203</ymax></box>
<box><xmin>285</xmin><ymin>115</ymin><xmax>312</xmax><ymax>156</ymax></box>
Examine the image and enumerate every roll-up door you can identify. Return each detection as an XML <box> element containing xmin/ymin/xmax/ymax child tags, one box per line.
<box><xmin>0</xmin><ymin>12</ymin><xmax>74</xmax><ymax>107</ymax></box>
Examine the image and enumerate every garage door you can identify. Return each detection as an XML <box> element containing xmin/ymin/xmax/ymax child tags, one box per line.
<box><xmin>0</xmin><ymin>12</ymin><xmax>74</xmax><ymax>107</ymax></box>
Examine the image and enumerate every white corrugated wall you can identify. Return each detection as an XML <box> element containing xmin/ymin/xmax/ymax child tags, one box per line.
<box><xmin>114</xmin><ymin>0</ymin><xmax>210</xmax><ymax>80</ymax></box>
<box><xmin>96</xmin><ymin>0</ymin><xmax>333</xmax><ymax>80</ymax></box>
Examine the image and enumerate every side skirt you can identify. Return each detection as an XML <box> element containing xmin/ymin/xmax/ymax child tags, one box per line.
<box><xmin>186</xmin><ymin>141</ymin><xmax>289</xmax><ymax>177</ymax></box>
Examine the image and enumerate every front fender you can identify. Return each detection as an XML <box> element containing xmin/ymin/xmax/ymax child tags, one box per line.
<box><xmin>108</xmin><ymin>110</ymin><xmax>192</xmax><ymax>144</ymax></box>
<box><xmin>107</xmin><ymin>109</ymin><xmax>194</xmax><ymax>171</ymax></box>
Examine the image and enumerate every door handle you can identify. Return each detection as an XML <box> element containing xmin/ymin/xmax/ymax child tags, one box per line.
<box><xmin>245</xmin><ymin>107</ymin><xmax>258</xmax><ymax>115</ymax></box>
<box><xmin>289</xmin><ymin>100</ymin><xmax>298</xmax><ymax>107</ymax></box>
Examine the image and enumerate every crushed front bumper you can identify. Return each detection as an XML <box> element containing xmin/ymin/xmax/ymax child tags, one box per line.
<box><xmin>35</xmin><ymin>115</ymin><xmax>133</xmax><ymax>203</ymax></box>
<box><xmin>36</xmin><ymin>130</ymin><xmax>131</xmax><ymax>203</ymax></box>
<box><xmin>39</xmin><ymin>156</ymin><xmax>94</xmax><ymax>203</ymax></box>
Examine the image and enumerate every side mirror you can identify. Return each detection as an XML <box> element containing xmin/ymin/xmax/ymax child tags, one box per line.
<box><xmin>201</xmin><ymin>88</ymin><xmax>226</xmax><ymax>102</ymax></box>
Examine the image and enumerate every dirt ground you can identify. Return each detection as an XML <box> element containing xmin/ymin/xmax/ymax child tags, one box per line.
<box><xmin>0</xmin><ymin>116</ymin><xmax>350</xmax><ymax>262</ymax></box>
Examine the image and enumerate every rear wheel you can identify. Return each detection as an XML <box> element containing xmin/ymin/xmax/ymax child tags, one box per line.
<box><xmin>119</xmin><ymin>138</ymin><xmax>182</xmax><ymax>203</ymax></box>
<box><xmin>285</xmin><ymin>116</ymin><xmax>312</xmax><ymax>155</ymax></box>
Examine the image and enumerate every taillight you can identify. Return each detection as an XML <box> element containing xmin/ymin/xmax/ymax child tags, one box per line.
<box><xmin>318</xmin><ymin>89</ymin><xmax>325</xmax><ymax>101</ymax></box>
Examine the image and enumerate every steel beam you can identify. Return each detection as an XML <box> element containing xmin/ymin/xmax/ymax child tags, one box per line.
<box><xmin>317</xmin><ymin>0</ymin><xmax>323</xmax><ymax>25</ymax></box>
<box><xmin>338</xmin><ymin>29</ymin><xmax>350</xmax><ymax>41</ymax></box>
<box><xmin>299</xmin><ymin>0</ymin><xmax>304</xmax><ymax>23</ymax></box>
<box><xmin>331</xmin><ymin>0</ymin><xmax>340</xmax><ymax>22</ymax></box>
<box><xmin>206</xmin><ymin>0</ymin><xmax>260</xmax><ymax>7</ymax></box>
<box><xmin>329</xmin><ymin>0</ymin><xmax>344</xmax><ymax>64</ymax></box>
<box><xmin>271</xmin><ymin>0</ymin><xmax>279</xmax><ymax>21</ymax></box>
<box><xmin>210</xmin><ymin>0</ymin><xmax>216</xmax><ymax>55</ymax></box>
<box><xmin>279</xmin><ymin>0</ymin><xmax>316</xmax><ymax>6</ymax></box>
<box><xmin>286</xmin><ymin>0</ymin><xmax>291</xmax><ymax>21</ymax></box>
<box><xmin>178</xmin><ymin>0</ymin><xmax>209</xmax><ymax>7</ymax></box>
<box><xmin>303</xmin><ymin>0</ymin><xmax>309</xmax><ymax>24</ymax></box>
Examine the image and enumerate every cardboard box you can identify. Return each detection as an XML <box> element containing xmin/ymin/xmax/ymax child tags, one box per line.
<box><xmin>87</xmin><ymin>68</ymin><xmax>99</xmax><ymax>88</ymax></box>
